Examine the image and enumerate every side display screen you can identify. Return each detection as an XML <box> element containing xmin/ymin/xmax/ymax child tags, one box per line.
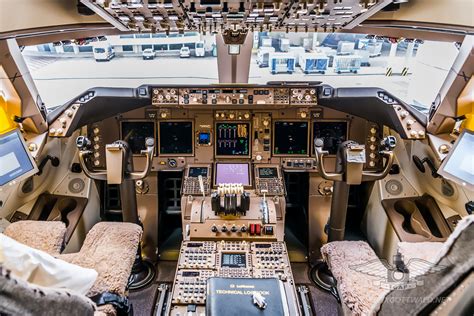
<box><xmin>215</xmin><ymin>122</ymin><xmax>250</xmax><ymax>157</ymax></box>
<box><xmin>159</xmin><ymin>121</ymin><xmax>193</xmax><ymax>155</ymax></box>
<box><xmin>221</xmin><ymin>253</ymin><xmax>246</xmax><ymax>268</ymax></box>
<box><xmin>0</xmin><ymin>130</ymin><xmax>37</xmax><ymax>186</ymax></box>
<box><xmin>313</xmin><ymin>121</ymin><xmax>348</xmax><ymax>155</ymax></box>
<box><xmin>258</xmin><ymin>167</ymin><xmax>278</xmax><ymax>179</ymax></box>
<box><xmin>273</xmin><ymin>121</ymin><xmax>309</xmax><ymax>155</ymax></box>
<box><xmin>188</xmin><ymin>167</ymin><xmax>208</xmax><ymax>177</ymax></box>
<box><xmin>438</xmin><ymin>129</ymin><xmax>474</xmax><ymax>190</ymax></box>
<box><xmin>121</xmin><ymin>121</ymin><xmax>156</xmax><ymax>155</ymax></box>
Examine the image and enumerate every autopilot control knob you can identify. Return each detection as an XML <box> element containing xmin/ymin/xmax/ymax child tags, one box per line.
<box><xmin>240</xmin><ymin>225</ymin><xmax>247</xmax><ymax>233</ymax></box>
<box><xmin>221</xmin><ymin>225</ymin><xmax>228</xmax><ymax>233</ymax></box>
<box><xmin>231</xmin><ymin>225</ymin><xmax>237</xmax><ymax>233</ymax></box>
<box><xmin>211</xmin><ymin>225</ymin><xmax>218</xmax><ymax>233</ymax></box>
<box><xmin>76</xmin><ymin>136</ymin><xmax>91</xmax><ymax>150</ymax></box>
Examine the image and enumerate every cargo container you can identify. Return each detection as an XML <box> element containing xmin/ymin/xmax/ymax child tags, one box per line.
<box><xmin>257</xmin><ymin>46</ymin><xmax>276</xmax><ymax>68</ymax></box>
<box><xmin>333</xmin><ymin>55</ymin><xmax>362</xmax><ymax>73</ymax></box>
<box><xmin>269</xmin><ymin>53</ymin><xmax>296</xmax><ymax>74</ymax></box>
<box><xmin>299</xmin><ymin>53</ymin><xmax>329</xmax><ymax>74</ymax></box>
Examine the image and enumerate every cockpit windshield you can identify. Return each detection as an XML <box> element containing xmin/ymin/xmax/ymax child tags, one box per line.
<box><xmin>22</xmin><ymin>32</ymin><xmax>460</xmax><ymax>114</ymax></box>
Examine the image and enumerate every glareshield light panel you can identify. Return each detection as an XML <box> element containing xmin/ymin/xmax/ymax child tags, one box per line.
<box><xmin>0</xmin><ymin>130</ymin><xmax>38</xmax><ymax>186</ymax></box>
<box><xmin>438</xmin><ymin>129</ymin><xmax>474</xmax><ymax>190</ymax></box>
<box><xmin>215</xmin><ymin>163</ymin><xmax>250</xmax><ymax>186</ymax></box>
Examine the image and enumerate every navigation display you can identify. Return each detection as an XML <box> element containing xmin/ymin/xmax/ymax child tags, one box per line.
<box><xmin>258</xmin><ymin>167</ymin><xmax>278</xmax><ymax>178</ymax></box>
<box><xmin>159</xmin><ymin>121</ymin><xmax>193</xmax><ymax>155</ymax></box>
<box><xmin>188</xmin><ymin>167</ymin><xmax>208</xmax><ymax>177</ymax></box>
<box><xmin>215</xmin><ymin>163</ymin><xmax>250</xmax><ymax>186</ymax></box>
<box><xmin>438</xmin><ymin>129</ymin><xmax>474</xmax><ymax>190</ymax></box>
<box><xmin>215</xmin><ymin>122</ymin><xmax>250</xmax><ymax>157</ymax></box>
<box><xmin>313</xmin><ymin>121</ymin><xmax>348</xmax><ymax>155</ymax></box>
<box><xmin>273</xmin><ymin>121</ymin><xmax>309</xmax><ymax>155</ymax></box>
<box><xmin>0</xmin><ymin>130</ymin><xmax>38</xmax><ymax>187</ymax></box>
<box><xmin>221</xmin><ymin>253</ymin><xmax>246</xmax><ymax>268</ymax></box>
<box><xmin>121</xmin><ymin>121</ymin><xmax>156</xmax><ymax>155</ymax></box>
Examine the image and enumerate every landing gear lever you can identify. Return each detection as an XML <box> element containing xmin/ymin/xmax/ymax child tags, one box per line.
<box><xmin>76</xmin><ymin>136</ymin><xmax>156</xmax><ymax>290</ymax></box>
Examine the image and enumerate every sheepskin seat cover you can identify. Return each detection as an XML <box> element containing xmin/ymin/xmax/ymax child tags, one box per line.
<box><xmin>4</xmin><ymin>220</ymin><xmax>66</xmax><ymax>256</ymax></box>
<box><xmin>321</xmin><ymin>241</ymin><xmax>389</xmax><ymax>316</ymax></box>
<box><xmin>59</xmin><ymin>222</ymin><xmax>142</xmax><ymax>297</ymax></box>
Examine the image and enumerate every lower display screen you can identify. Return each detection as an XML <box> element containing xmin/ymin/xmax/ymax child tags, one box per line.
<box><xmin>215</xmin><ymin>163</ymin><xmax>250</xmax><ymax>186</ymax></box>
<box><xmin>313</xmin><ymin>121</ymin><xmax>348</xmax><ymax>155</ymax></box>
<box><xmin>221</xmin><ymin>253</ymin><xmax>246</xmax><ymax>268</ymax></box>
<box><xmin>159</xmin><ymin>121</ymin><xmax>193</xmax><ymax>155</ymax></box>
<box><xmin>273</xmin><ymin>121</ymin><xmax>309</xmax><ymax>155</ymax></box>
<box><xmin>121</xmin><ymin>121</ymin><xmax>156</xmax><ymax>155</ymax></box>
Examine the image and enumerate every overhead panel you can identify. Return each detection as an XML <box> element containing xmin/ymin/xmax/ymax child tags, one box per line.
<box><xmin>80</xmin><ymin>0</ymin><xmax>397</xmax><ymax>33</ymax></box>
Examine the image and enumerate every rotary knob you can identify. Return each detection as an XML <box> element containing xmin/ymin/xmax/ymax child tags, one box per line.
<box><xmin>221</xmin><ymin>225</ymin><xmax>228</xmax><ymax>233</ymax></box>
<box><xmin>211</xmin><ymin>225</ymin><xmax>218</xmax><ymax>233</ymax></box>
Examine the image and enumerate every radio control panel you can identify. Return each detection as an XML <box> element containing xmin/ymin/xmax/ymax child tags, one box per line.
<box><xmin>170</xmin><ymin>240</ymin><xmax>297</xmax><ymax>315</ymax></box>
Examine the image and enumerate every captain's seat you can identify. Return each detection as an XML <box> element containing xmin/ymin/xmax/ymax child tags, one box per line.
<box><xmin>321</xmin><ymin>215</ymin><xmax>473</xmax><ymax>315</ymax></box>
<box><xmin>1</xmin><ymin>220</ymin><xmax>142</xmax><ymax>315</ymax></box>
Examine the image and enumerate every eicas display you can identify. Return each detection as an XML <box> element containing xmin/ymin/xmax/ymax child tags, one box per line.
<box><xmin>215</xmin><ymin>122</ymin><xmax>250</xmax><ymax>157</ymax></box>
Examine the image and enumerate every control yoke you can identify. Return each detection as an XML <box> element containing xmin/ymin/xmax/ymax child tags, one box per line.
<box><xmin>314</xmin><ymin>137</ymin><xmax>396</xmax><ymax>242</ymax></box>
<box><xmin>76</xmin><ymin>136</ymin><xmax>155</xmax><ymax>183</ymax></box>
<box><xmin>76</xmin><ymin>136</ymin><xmax>156</xmax><ymax>289</ymax></box>
<box><xmin>314</xmin><ymin>137</ymin><xmax>395</xmax><ymax>185</ymax></box>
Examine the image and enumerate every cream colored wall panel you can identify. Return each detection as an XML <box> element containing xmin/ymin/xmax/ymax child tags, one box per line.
<box><xmin>372</xmin><ymin>0</ymin><xmax>474</xmax><ymax>28</ymax></box>
<box><xmin>0</xmin><ymin>0</ymin><xmax>103</xmax><ymax>34</ymax></box>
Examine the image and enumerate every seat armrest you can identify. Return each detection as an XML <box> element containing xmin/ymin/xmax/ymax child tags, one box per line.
<box><xmin>4</xmin><ymin>220</ymin><xmax>66</xmax><ymax>256</ymax></box>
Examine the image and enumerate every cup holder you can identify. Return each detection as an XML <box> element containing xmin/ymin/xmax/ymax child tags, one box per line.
<box><xmin>394</xmin><ymin>200</ymin><xmax>431</xmax><ymax>239</ymax></box>
<box><xmin>57</xmin><ymin>198</ymin><xmax>78</xmax><ymax>226</ymax></box>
